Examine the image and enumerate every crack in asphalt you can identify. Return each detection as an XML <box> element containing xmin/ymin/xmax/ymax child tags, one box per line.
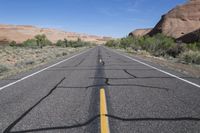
<box><xmin>74</xmin><ymin>58</ymin><xmax>86</xmax><ymax>67</ymax></box>
<box><xmin>9</xmin><ymin>115</ymin><xmax>100</xmax><ymax>133</ymax></box>
<box><xmin>87</xmin><ymin>77</ymin><xmax>169</xmax><ymax>91</ymax></box>
<box><xmin>60</xmin><ymin>53</ymin><xmax>89</xmax><ymax>68</ymax></box>
<box><xmin>89</xmin><ymin>77</ymin><xmax>176</xmax><ymax>79</ymax></box>
<box><xmin>3</xmin><ymin>77</ymin><xmax>66</xmax><ymax>133</ymax></box>
<box><xmin>58</xmin><ymin>79</ymin><xmax>169</xmax><ymax>91</ymax></box>
<box><xmin>123</xmin><ymin>69</ymin><xmax>137</xmax><ymax>78</ymax></box>
<box><xmin>105</xmin><ymin>114</ymin><xmax>200</xmax><ymax>122</ymax></box>
<box><xmin>8</xmin><ymin>114</ymin><xmax>200</xmax><ymax>133</ymax></box>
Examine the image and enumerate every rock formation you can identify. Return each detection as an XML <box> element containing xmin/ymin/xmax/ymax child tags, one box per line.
<box><xmin>0</xmin><ymin>24</ymin><xmax>111</xmax><ymax>44</ymax></box>
<box><xmin>129</xmin><ymin>28</ymin><xmax>152</xmax><ymax>37</ymax></box>
<box><xmin>148</xmin><ymin>0</ymin><xmax>200</xmax><ymax>42</ymax></box>
<box><xmin>177</xmin><ymin>28</ymin><xmax>200</xmax><ymax>43</ymax></box>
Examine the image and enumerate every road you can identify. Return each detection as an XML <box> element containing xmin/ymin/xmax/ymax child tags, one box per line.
<box><xmin>0</xmin><ymin>46</ymin><xmax>200</xmax><ymax>133</ymax></box>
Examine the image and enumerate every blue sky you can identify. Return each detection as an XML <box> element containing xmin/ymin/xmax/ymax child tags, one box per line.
<box><xmin>0</xmin><ymin>0</ymin><xmax>187</xmax><ymax>38</ymax></box>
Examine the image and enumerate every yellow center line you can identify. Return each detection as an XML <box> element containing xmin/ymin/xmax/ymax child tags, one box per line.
<box><xmin>100</xmin><ymin>88</ymin><xmax>110</xmax><ymax>133</ymax></box>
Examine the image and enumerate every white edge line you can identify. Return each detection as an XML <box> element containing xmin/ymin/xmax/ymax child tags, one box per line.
<box><xmin>0</xmin><ymin>48</ymin><xmax>92</xmax><ymax>91</ymax></box>
<box><xmin>104</xmin><ymin>47</ymin><xmax>200</xmax><ymax>88</ymax></box>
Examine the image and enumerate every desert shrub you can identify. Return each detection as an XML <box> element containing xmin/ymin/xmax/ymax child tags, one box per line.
<box><xmin>167</xmin><ymin>43</ymin><xmax>186</xmax><ymax>58</ymax></box>
<box><xmin>56</xmin><ymin>40</ymin><xmax>65</xmax><ymax>47</ymax></box>
<box><xmin>105</xmin><ymin>34</ymin><xmax>175</xmax><ymax>57</ymax></box>
<box><xmin>153</xmin><ymin>34</ymin><xmax>175</xmax><ymax>49</ymax></box>
<box><xmin>139</xmin><ymin>34</ymin><xmax>175</xmax><ymax>56</ymax></box>
<box><xmin>105</xmin><ymin>38</ymin><xmax>121</xmax><ymax>47</ymax></box>
<box><xmin>139</xmin><ymin>36</ymin><xmax>156</xmax><ymax>52</ymax></box>
<box><xmin>71</xmin><ymin>41</ymin><xmax>84</xmax><ymax>48</ymax></box>
<box><xmin>56</xmin><ymin>54</ymin><xmax>62</xmax><ymax>57</ymax></box>
<box><xmin>120</xmin><ymin>36</ymin><xmax>135</xmax><ymax>49</ymax></box>
<box><xmin>130</xmin><ymin>37</ymin><xmax>141</xmax><ymax>51</ymax></box>
<box><xmin>63</xmin><ymin>39</ymin><xmax>70</xmax><ymax>47</ymax></box>
<box><xmin>55</xmin><ymin>38</ymin><xmax>90</xmax><ymax>48</ymax></box>
<box><xmin>187</xmin><ymin>42</ymin><xmax>200</xmax><ymax>51</ymax></box>
<box><xmin>21</xmin><ymin>34</ymin><xmax>52</xmax><ymax>48</ymax></box>
<box><xmin>105</xmin><ymin>40</ymin><xmax>116</xmax><ymax>47</ymax></box>
<box><xmin>24</xmin><ymin>60</ymin><xmax>35</xmax><ymax>65</ymax></box>
<box><xmin>179</xmin><ymin>50</ymin><xmax>200</xmax><ymax>64</ymax></box>
<box><xmin>34</xmin><ymin>34</ymin><xmax>52</xmax><ymax>48</ymax></box>
<box><xmin>22</xmin><ymin>39</ymin><xmax>38</xmax><ymax>48</ymax></box>
<box><xmin>62</xmin><ymin>52</ymin><xmax>68</xmax><ymax>56</ymax></box>
<box><xmin>9</xmin><ymin>41</ymin><xmax>17</xmax><ymax>47</ymax></box>
<box><xmin>77</xmin><ymin>37</ymin><xmax>81</xmax><ymax>42</ymax></box>
<box><xmin>0</xmin><ymin>65</ymin><xmax>9</xmax><ymax>74</ymax></box>
<box><xmin>55</xmin><ymin>39</ymin><xmax>71</xmax><ymax>47</ymax></box>
<box><xmin>66</xmin><ymin>40</ymin><xmax>73</xmax><ymax>47</ymax></box>
<box><xmin>105</xmin><ymin>33</ymin><xmax>200</xmax><ymax>64</ymax></box>
<box><xmin>71</xmin><ymin>38</ymin><xmax>91</xmax><ymax>48</ymax></box>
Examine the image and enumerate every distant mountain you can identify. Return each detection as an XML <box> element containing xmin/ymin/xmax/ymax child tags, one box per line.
<box><xmin>148</xmin><ymin>0</ymin><xmax>200</xmax><ymax>42</ymax></box>
<box><xmin>129</xmin><ymin>28</ymin><xmax>152</xmax><ymax>37</ymax></box>
<box><xmin>0</xmin><ymin>24</ymin><xmax>112</xmax><ymax>44</ymax></box>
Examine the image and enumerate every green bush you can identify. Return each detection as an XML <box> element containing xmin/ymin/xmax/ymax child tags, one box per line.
<box><xmin>63</xmin><ymin>39</ymin><xmax>70</xmax><ymax>47</ymax></box>
<box><xmin>56</xmin><ymin>40</ymin><xmax>65</xmax><ymax>47</ymax></box>
<box><xmin>34</xmin><ymin>34</ymin><xmax>52</xmax><ymax>48</ymax></box>
<box><xmin>55</xmin><ymin>39</ymin><xmax>72</xmax><ymax>47</ymax></box>
<box><xmin>105</xmin><ymin>33</ymin><xmax>200</xmax><ymax>65</ymax></box>
<box><xmin>0</xmin><ymin>65</ymin><xmax>9</xmax><ymax>74</ymax></box>
<box><xmin>105</xmin><ymin>40</ymin><xmax>115</xmax><ymax>47</ymax></box>
<box><xmin>72</xmin><ymin>42</ymin><xmax>84</xmax><ymax>47</ymax></box>
<box><xmin>55</xmin><ymin>38</ymin><xmax>90</xmax><ymax>48</ymax></box>
<box><xmin>9</xmin><ymin>41</ymin><xmax>17</xmax><ymax>47</ymax></box>
<box><xmin>22</xmin><ymin>39</ymin><xmax>38</xmax><ymax>48</ymax></box>
<box><xmin>106</xmin><ymin>34</ymin><xmax>179</xmax><ymax>57</ymax></box>
<box><xmin>120</xmin><ymin>36</ymin><xmax>134</xmax><ymax>49</ymax></box>
<box><xmin>105</xmin><ymin>39</ymin><xmax>120</xmax><ymax>48</ymax></box>
<box><xmin>187</xmin><ymin>42</ymin><xmax>200</xmax><ymax>51</ymax></box>
<box><xmin>21</xmin><ymin>34</ymin><xmax>52</xmax><ymax>48</ymax></box>
<box><xmin>139</xmin><ymin>34</ymin><xmax>175</xmax><ymax>56</ymax></box>
<box><xmin>179</xmin><ymin>50</ymin><xmax>200</xmax><ymax>64</ymax></box>
<box><xmin>167</xmin><ymin>43</ymin><xmax>186</xmax><ymax>58</ymax></box>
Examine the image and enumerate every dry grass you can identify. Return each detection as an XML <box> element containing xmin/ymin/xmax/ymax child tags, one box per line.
<box><xmin>0</xmin><ymin>46</ymin><xmax>88</xmax><ymax>79</ymax></box>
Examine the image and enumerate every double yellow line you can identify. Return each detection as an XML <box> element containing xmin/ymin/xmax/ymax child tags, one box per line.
<box><xmin>100</xmin><ymin>88</ymin><xmax>110</xmax><ymax>133</ymax></box>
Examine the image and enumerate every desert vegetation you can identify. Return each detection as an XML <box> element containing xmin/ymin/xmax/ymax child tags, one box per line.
<box><xmin>0</xmin><ymin>34</ymin><xmax>95</xmax><ymax>79</ymax></box>
<box><xmin>105</xmin><ymin>33</ymin><xmax>200</xmax><ymax>65</ymax></box>
<box><xmin>9</xmin><ymin>34</ymin><xmax>94</xmax><ymax>48</ymax></box>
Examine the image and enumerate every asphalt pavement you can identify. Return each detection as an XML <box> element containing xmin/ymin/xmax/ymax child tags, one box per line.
<box><xmin>0</xmin><ymin>46</ymin><xmax>200</xmax><ymax>133</ymax></box>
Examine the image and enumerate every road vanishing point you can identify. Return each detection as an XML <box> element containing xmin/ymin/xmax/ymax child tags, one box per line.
<box><xmin>0</xmin><ymin>46</ymin><xmax>200</xmax><ymax>133</ymax></box>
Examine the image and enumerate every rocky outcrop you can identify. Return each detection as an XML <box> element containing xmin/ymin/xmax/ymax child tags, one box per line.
<box><xmin>148</xmin><ymin>0</ymin><xmax>200</xmax><ymax>41</ymax></box>
<box><xmin>0</xmin><ymin>24</ymin><xmax>111</xmax><ymax>44</ymax></box>
<box><xmin>177</xmin><ymin>28</ymin><xmax>200</xmax><ymax>43</ymax></box>
<box><xmin>129</xmin><ymin>28</ymin><xmax>152</xmax><ymax>37</ymax></box>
